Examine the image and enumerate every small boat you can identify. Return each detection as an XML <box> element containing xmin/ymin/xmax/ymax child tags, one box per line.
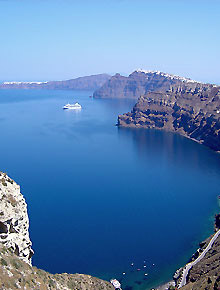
<box><xmin>218</xmin><ymin>195</ymin><xmax>220</xmax><ymax>199</ymax></box>
<box><xmin>63</xmin><ymin>102</ymin><xmax>82</xmax><ymax>110</ymax></box>
<box><xmin>110</xmin><ymin>279</ymin><xmax>121</xmax><ymax>289</ymax></box>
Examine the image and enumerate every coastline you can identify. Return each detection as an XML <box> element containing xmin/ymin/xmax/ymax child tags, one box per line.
<box><xmin>161</xmin><ymin>213</ymin><xmax>220</xmax><ymax>290</ymax></box>
<box><xmin>151</xmin><ymin>209</ymin><xmax>220</xmax><ymax>290</ymax></box>
<box><xmin>155</xmin><ymin>280</ymin><xmax>175</xmax><ymax>290</ymax></box>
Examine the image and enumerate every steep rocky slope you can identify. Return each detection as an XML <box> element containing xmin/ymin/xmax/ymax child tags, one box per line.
<box><xmin>177</xmin><ymin>216</ymin><xmax>220</xmax><ymax>290</ymax></box>
<box><xmin>0</xmin><ymin>174</ymin><xmax>114</xmax><ymax>290</ymax></box>
<box><xmin>0</xmin><ymin>74</ymin><xmax>111</xmax><ymax>91</ymax></box>
<box><xmin>0</xmin><ymin>172</ymin><xmax>33</xmax><ymax>264</ymax></box>
<box><xmin>93</xmin><ymin>70</ymin><xmax>200</xmax><ymax>99</ymax></box>
<box><xmin>179</xmin><ymin>235</ymin><xmax>220</xmax><ymax>290</ymax></box>
<box><xmin>118</xmin><ymin>80</ymin><xmax>220</xmax><ymax>151</ymax></box>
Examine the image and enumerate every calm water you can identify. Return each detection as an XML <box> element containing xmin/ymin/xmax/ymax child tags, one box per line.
<box><xmin>0</xmin><ymin>89</ymin><xmax>220</xmax><ymax>290</ymax></box>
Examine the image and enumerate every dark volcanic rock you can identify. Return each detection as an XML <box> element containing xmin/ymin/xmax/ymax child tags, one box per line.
<box><xmin>118</xmin><ymin>80</ymin><xmax>220</xmax><ymax>151</ymax></box>
<box><xmin>0</xmin><ymin>74</ymin><xmax>111</xmax><ymax>91</ymax></box>
<box><xmin>93</xmin><ymin>70</ymin><xmax>200</xmax><ymax>99</ymax></box>
<box><xmin>93</xmin><ymin>72</ymin><xmax>146</xmax><ymax>99</ymax></box>
<box><xmin>215</xmin><ymin>214</ymin><xmax>220</xmax><ymax>230</ymax></box>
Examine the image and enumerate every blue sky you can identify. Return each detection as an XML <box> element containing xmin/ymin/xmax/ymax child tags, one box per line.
<box><xmin>0</xmin><ymin>0</ymin><xmax>219</xmax><ymax>83</ymax></box>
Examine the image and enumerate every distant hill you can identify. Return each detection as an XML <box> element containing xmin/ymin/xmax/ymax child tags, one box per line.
<box><xmin>93</xmin><ymin>69</ymin><xmax>202</xmax><ymax>99</ymax></box>
<box><xmin>0</xmin><ymin>73</ymin><xmax>111</xmax><ymax>91</ymax></box>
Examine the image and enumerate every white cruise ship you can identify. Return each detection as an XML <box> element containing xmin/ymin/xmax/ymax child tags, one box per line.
<box><xmin>63</xmin><ymin>102</ymin><xmax>82</xmax><ymax>110</ymax></box>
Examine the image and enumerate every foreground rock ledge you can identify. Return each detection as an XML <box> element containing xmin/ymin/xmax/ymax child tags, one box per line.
<box><xmin>0</xmin><ymin>244</ymin><xmax>114</xmax><ymax>290</ymax></box>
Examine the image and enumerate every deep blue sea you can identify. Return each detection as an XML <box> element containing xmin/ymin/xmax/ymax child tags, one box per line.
<box><xmin>0</xmin><ymin>89</ymin><xmax>220</xmax><ymax>290</ymax></box>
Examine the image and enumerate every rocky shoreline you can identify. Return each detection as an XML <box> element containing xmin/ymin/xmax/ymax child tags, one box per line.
<box><xmin>151</xmin><ymin>215</ymin><xmax>220</xmax><ymax>290</ymax></box>
<box><xmin>156</xmin><ymin>214</ymin><xmax>220</xmax><ymax>290</ymax></box>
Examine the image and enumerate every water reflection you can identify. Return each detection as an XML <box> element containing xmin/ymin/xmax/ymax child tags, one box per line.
<box><xmin>118</xmin><ymin>127</ymin><xmax>220</xmax><ymax>177</ymax></box>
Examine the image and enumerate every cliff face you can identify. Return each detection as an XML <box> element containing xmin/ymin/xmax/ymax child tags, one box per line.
<box><xmin>118</xmin><ymin>82</ymin><xmax>220</xmax><ymax>151</ymax></box>
<box><xmin>0</xmin><ymin>74</ymin><xmax>111</xmax><ymax>91</ymax></box>
<box><xmin>93</xmin><ymin>70</ymin><xmax>199</xmax><ymax>99</ymax></box>
<box><xmin>0</xmin><ymin>172</ymin><xmax>34</xmax><ymax>265</ymax></box>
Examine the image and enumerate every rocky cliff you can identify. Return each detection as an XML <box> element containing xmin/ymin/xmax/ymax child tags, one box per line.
<box><xmin>0</xmin><ymin>173</ymin><xmax>114</xmax><ymax>290</ymax></box>
<box><xmin>0</xmin><ymin>74</ymin><xmax>111</xmax><ymax>91</ymax></box>
<box><xmin>93</xmin><ymin>69</ymin><xmax>200</xmax><ymax>99</ymax></box>
<box><xmin>118</xmin><ymin>77</ymin><xmax>220</xmax><ymax>151</ymax></box>
<box><xmin>0</xmin><ymin>172</ymin><xmax>34</xmax><ymax>265</ymax></box>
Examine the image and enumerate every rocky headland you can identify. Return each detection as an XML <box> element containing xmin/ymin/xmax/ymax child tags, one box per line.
<box><xmin>0</xmin><ymin>173</ymin><xmax>114</xmax><ymax>290</ymax></box>
<box><xmin>104</xmin><ymin>70</ymin><xmax>220</xmax><ymax>151</ymax></box>
<box><xmin>0</xmin><ymin>74</ymin><xmax>111</xmax><ymax>91</ymax></box>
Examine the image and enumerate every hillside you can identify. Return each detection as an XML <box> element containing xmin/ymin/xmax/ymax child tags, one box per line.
<box><xmin>93</xmin><ymin>69</ymin><xmax>200</xmax><ymax>99</ymax></box>
<box><xmin>179</xmin><ymin>234</ymin><xmax>220</xmax><ymax>290</ymax></box>
<box><xmin>175</xmin><ymin>215</ymin><xmax>220</xmax><ymax>290</ymax></box>
<box><xmin>0</xmin><ymin>74</ymin><xmax>111</xmax><ymax>91</ymax></box>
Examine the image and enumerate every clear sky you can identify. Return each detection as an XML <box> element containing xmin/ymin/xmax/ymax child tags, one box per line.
<box><xmin>0</xmin><ymin>0</ymin><xmax>220</xmax><ymax>83</ymax></box>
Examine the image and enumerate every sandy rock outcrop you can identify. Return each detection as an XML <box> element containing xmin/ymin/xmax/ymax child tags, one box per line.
<box><xmin>0</xmin><ymin>172</ymin><xmax>34</xmax><ymax>265</ymax></box>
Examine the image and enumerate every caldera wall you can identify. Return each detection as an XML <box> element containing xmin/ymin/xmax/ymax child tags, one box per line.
<box><xmin>118</xmin><ymin>82</ymin><xmax>220</xmax><ymax>151</ymax></box>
